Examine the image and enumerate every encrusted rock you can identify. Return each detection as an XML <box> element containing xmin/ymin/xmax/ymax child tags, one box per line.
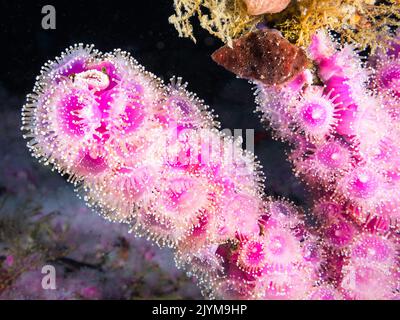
<box><xmin>244</xmin><ymin>0</ymin><xmax>291</xmax><ymax>15</ymax></box>
<box><xmin>212</xmin><ymin>29</ymin><xmax>308</xmax><ymax>86</ymax></box>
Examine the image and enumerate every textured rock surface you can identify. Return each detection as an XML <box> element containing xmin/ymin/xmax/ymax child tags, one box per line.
<box><xmin>244</xmin><ymin>0</ymin><xmax>291</xmax><ymax>15</ymax></box>
<box><xmin>212</xmin><ymin>29</ymin><xmax>308</xmax><ymax>86</ymax></box>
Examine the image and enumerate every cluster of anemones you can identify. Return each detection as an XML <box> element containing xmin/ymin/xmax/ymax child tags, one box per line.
<box><xmin>256</xmin><ymin>30</ymin><xmax>399</xmax><ymax>299</ymax></box>
<box><xmin>22</xmin><ymin>44</ymin><xmax>328</xmax><ymax>299</ymax></box>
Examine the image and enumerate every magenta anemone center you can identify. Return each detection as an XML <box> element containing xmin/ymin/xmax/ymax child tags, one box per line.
<box><xmin>301</xmin><ymin>103</ymin><xmax>328</xmax><ymax>127</ymax></box>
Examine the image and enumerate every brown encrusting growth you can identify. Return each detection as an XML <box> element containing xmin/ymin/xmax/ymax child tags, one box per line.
<box><xmin>170</xmin><ymin>0</ymin><xmax>400</xmax><ymax>52</ymax></box>
<box><xmin>211</xmin><ymin>29</ymin><xmax>309</xmax><ymax>85</ymax></box>
<box><xmin>168</xmin><ymin>0</ymin><xmax>262</xmax><ymax>46</ymax></box>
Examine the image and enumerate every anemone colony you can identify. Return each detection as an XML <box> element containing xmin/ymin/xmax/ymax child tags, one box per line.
<box><xmin>21</xmin><ymin>31</ymin><xmax>399</xmax><ymax>298</ymax></box>
<box><xmin>254</xmin><ymin>30</ymin><xmax>400</xmax><ymax>299</ymax></box>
